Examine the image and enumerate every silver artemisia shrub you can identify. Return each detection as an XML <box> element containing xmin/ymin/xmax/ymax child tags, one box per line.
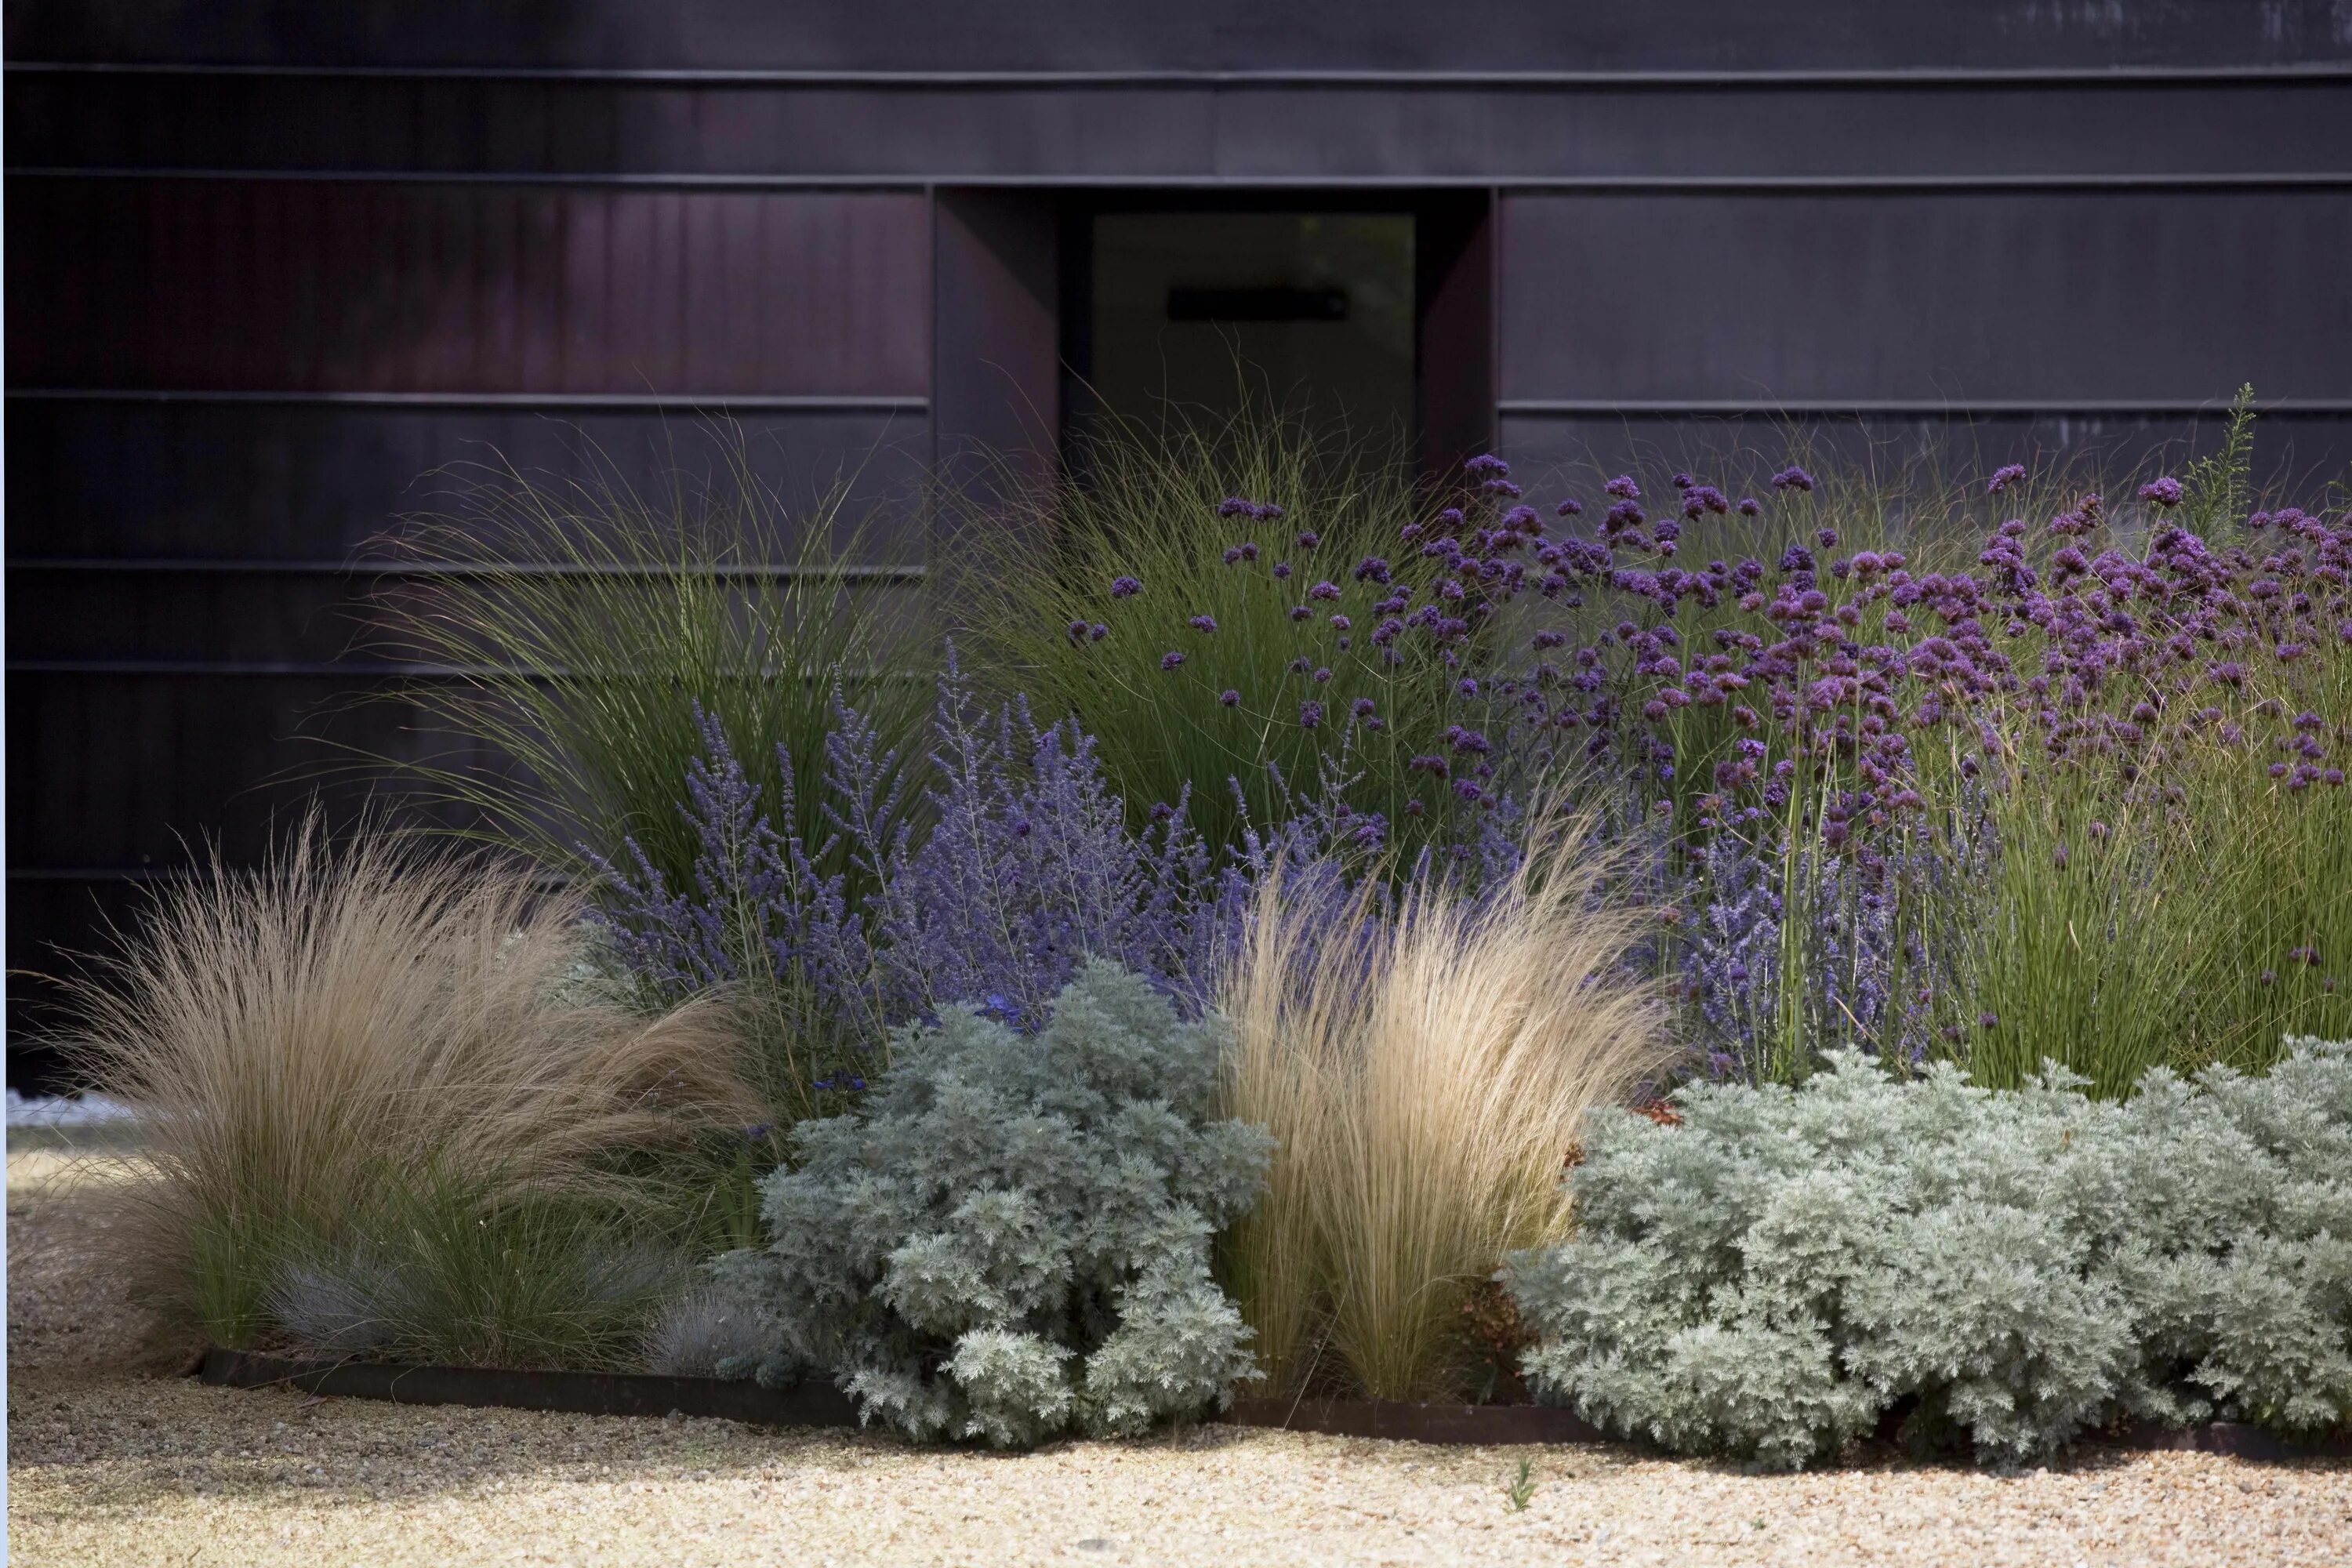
<box><xmin>1507</xmin><ymin>1038</ymin><xmax>2352</xmax><ymax>1469</ymax></box>
<box><xmin>716</xmin><ymin>962</ymin><xmax>1273</xmax><ymax>1446</ymax></box>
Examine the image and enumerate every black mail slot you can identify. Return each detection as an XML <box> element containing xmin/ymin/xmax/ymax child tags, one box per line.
<box><xmin>1166</xmin><ymin>286</ymin><xmax>1350</xmax><ymax>323</ymax></box>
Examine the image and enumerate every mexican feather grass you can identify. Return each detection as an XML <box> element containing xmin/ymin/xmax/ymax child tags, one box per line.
<box><xmin>1216</xmin><ymin>811</ymin><xmax>1671</xmax><ymax>1400</ymax></box>
<box><xmin>55</xmin><ymin>815</ymin><xmax>764</xmax><ymax>1363</ymax></box>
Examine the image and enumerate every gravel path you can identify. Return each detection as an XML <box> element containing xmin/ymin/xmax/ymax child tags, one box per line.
<box><xmin>11</xmin><ymin>1144</ymin><xmax>2352</xmax><ymax>1567</ymax></box>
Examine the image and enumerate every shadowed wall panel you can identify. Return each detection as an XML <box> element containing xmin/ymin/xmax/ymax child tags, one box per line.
<box><xmin>4</xmin><ymin>674</ymin><xmax>510</xmax><ymax>869</ymax></box>
<box><xmin>934</xmin><ymin>189</ymin><xmax>1061</xmax><ymax>503</ymax></box>
<box><xmin>1494</xmin><ymin>191</ymin><xmax>2352</xmax><ymax>480</ymax></box>
<box><xmin>1497</xmin><ymin>192</ymin><xmax>2351</xmax><ymax>405</ymax></box>
<box><xmin>13</xmin><ymin>74</ymin><xmax>2350</xmax><ymax>183</ymax></box>
<box><xmin>7</xmin><ymin>183</ymin><xmax>931</xmax><ymax>394</ymax></box>
<box><xmin>1416</xmin><ymin>193</ymin><xmax>1497</xmax><ymax>476</ymax></box>
<box><xmin>5</xmin><ymin>401</ymin><xmax>931</xmax><ymax>559</ymax></box>
<box><xmin>9</xmin><ymin>0</ymin><xmax>2349</xmax><ymax>71</ymax></box>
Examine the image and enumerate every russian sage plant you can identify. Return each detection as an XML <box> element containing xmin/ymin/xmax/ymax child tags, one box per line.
<box><xmin>587</xmin><ymin>704</ymin><xmax>884</xmax><ymax>1117</ymax></box>
<box><xmin>716</xmin><ymin>964</ymin><xmax>1272</xmax><ymax>1446</ymax></box>
<box><xmin>861</xmin><ymin>674</ymin><xmax>1217</xmax><ymax>1033</ymax></box>
<box><xmin>590</xmin><ymin>665</ymin><xmax>1236</xmax><ymax>1115</ymax></box>
<box><xmin>1507</xmin><ymin>1040</ymin><xmax>2352</xmax><ymax>1468</ymax></box>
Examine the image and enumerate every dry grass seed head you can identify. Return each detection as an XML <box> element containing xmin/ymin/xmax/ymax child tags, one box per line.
<box><xmin>1218</xmin><ymin>808</ymin><xmax>1671</xmax><ymax>1399</ymax></box>
<box><xmin>54</xmin><ymin>813</ymin><xmax>762</xmax><ymax>1343</ymax></box>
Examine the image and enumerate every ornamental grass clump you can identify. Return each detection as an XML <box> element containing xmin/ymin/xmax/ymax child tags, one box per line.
<box><xmin>1507</xmin><ymin>1040</ymin><xmax>2352</xmax><ymax>1470</ymax></box>
<box><xmin>56</xmin><ymin>815</ymin><xmax>762</xmax><ymax>1363</ymax></box>
<box><xmin>1217</xmin><ymin>809</ymin><xmax>1669</xmax><ymax>1401</ymax></box>
<box><xmin>717</xmin><ymin>964</ymin><xmax>1272</xmax><ymax>1447</ymax></box>
<box><xmin>1936</xmin><ymin>417</ymin><xmax>2352</xmax><ymax>1082</ymax></box>
<box><xmin>956</xmin><ymin>414</ymin><xmax>1548</xmax><ymax>864</ymax></box>
<box><xmin>263</xmin><ymin>1162</ymin><xmax>686</xmax><ymax>1371</ymax></box>
<box><xmin>370</xmin><ymin>431</ymin><xmax>932</xmax><ymax>913</ymax></box>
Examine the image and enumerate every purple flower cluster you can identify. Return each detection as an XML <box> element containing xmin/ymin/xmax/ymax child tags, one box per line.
<box><xmin>1064</xmin><ymin>469</ymin><xmax>1579</xmax><ymax>841</ymax></box>
<box><xmin>586</xmin><ymin>704</ymin><xmax>873</xmax><ymax>1013</ymax></box>
<box><xmin>866</xmin><ymin>674</ymin><xmax>1215</xmax><ymax>1033</ymax></box>
<box><xmin>1472</xmin><ymin>448</ymin><xmax>2351</xmax><ymax>1075</ymax></box>
<box><xmin>1517</xmin><ymin>465</ymin><xmax>2352</xmax><ymax>815</ymax></box>
<box><xmin>591</xmin><ymin>670</ymin><xmax>1232</xmax><ymax>1046</ymax></box>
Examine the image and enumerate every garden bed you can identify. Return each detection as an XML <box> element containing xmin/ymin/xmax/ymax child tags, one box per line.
<box><xmin>66</xmin><ymin>432</ymin><xmax>2352</xmax><ymax>1472</ymax></box>
<box><xmin>198</xmin><ymin>1347</ymin><xmax>2352</xmax><ymax>1460</ymax></box>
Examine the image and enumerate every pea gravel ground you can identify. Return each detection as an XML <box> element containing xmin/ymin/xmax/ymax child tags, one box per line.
<box><xmin>10</xmin><ymin>1144</ymin><xmax>2352</xmax><ymax>1567</ymax></box>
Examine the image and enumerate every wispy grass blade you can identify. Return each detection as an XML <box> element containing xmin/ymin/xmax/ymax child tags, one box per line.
<box><xmin>1217</xmin><ymin>806</ymin><xmax>1671</xmax><ymax>1400</ymax></box>
<box><xmin>365</xmin><ymin>426</ymin><xmax>934</xmax><ymax>898</ymax></box>
<box><xmin>53</xmin><ymin>811</ymin><xmax>763</xmax><ymax>1362</ymax></box>
<box><xmin>948</xmin><ymin>404</ymin><xmax>1482</xmax><ymax>858</ymax></box>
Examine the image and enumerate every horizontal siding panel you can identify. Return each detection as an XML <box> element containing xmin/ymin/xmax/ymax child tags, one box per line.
<box><xmin>5</xmin><ymin>181</ymin><xmax>932</xmax><ymax>394</ymax></box>
<box><xmin>7</xmin><ymin>569</ymin><xmax>932</xmax><ymax>665</ymax></box>
<box><xmin>1497</xmin><ymin>409</ymin><xmax>2352</xmax><ymax>497</ymax></box>
<box><xmin>2</xmin><ymin>401</ymin><xmax>930</xmax><ymax>559</ymax></box>
<box><xmin>1498</xmin><ymin>191</ymin><xmax>2352</xmax><ymax>406</ymax></box>
<box><xmin>8</xmin><ymin>0</ymin><xmax>2350</xmax><ymax>73</ymax></box>
<box><xmin>10</xmin><ymin>74</ymin><xmax>2350</xmax><ymax>180</ymax></box>
<box><xmin>3</xmin><ymin>672</ymin><xmax>510</xmax><ymax>869</ymax></box>
<box><xmin>9</xmin><ymin>568</ymin><xmax>375</xmax><ymax>666</ymax></box>
<box><xmin>1213</xmin><ymin>82</ymin><xmax>2352</xmax><ymax>182</ymax></box>
<box><xmin>9</xmin><ymin>876</ymin><xmax>166</xmax><ymax>1072</ymax></box>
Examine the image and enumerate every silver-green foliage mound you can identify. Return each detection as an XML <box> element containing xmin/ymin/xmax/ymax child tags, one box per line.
<box><xmin>1506</xmin><ymin>1040</ymin><xmax>2352</xmax><ymax>1469</ymax></box>
<box><xmin>719</xmin><ymin>963</ymin><xmax>1272</xmax><ymax>1446</ymax></box>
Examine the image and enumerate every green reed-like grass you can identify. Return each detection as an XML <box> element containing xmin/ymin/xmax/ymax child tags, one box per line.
<box><xmin>268</xmin><ymin>1162</ymin><xmax>690</xmax><ymax>1372</ymax></box>
<box><xmin>1926</xmin><ymin>395</ymin><xmax>2352</xmax><ymax>1090</ymax></box>
<box><xmin>369</xmin><ymin>432</ymin><xmax>935</xmax><ymax>902</ymax></box>
<box><xmin>947</xmin><ymin>408</ymin><xmax>1503</xmax><ymax>860</ymax></box>
<box><xmin>1939</xmin><ymin>752</ymin><xmax>2208</xmax><ymax>1098</ymax></box>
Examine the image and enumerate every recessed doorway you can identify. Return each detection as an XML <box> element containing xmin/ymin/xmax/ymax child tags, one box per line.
<box><xmin>929</xmin><ymin>190</ymin><xmax>1491</xmax><ymax>492</ymax></box>
<box><xmin>1083</xmin><ymin>210</ymin><xmax>1418</xmax><ymax>454</ymax></box>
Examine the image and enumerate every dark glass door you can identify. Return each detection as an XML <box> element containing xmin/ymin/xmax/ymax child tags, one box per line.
<box><xmin>1083</xmin><ymin>209</ymin><xmax>1417</xmax><ymax>456</ymax></box>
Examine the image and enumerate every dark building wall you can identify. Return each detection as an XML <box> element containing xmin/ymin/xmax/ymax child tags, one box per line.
<box><xmin>9</xmin><ymin>0</ymin><xmax>2352</xmax><ymax>70</ymax></box>
<box><xmin>8</xmin><ymin>2</ymin><xmax>2350</xmax><ymax>1080</ymax></box>
<box><xmin>1494</xmin><ymin>186</ymin><xmax>2352</xmax><ymax>489</ymax></box>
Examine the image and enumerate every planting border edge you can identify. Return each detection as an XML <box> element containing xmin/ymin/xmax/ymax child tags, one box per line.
<box><xmin>198</xmin><ymin>1348</ymin><xmax>2352</xmax><ymax>1458</ymax></box>
<box><xmin>198</xmin><ymin>1346</ymin><xmax>862</xmax><ymax>1428</ymax></box>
